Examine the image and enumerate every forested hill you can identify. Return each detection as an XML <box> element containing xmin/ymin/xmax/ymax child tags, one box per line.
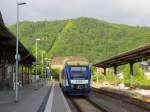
<box><xmin>9</xmin><ymin>17</ymin><xmax>150</xmax><ymax>63</ymax></box>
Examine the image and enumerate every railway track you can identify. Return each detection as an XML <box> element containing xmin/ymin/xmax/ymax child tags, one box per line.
<box><xmin>92</xmin><ymin>88</ymin><xmax>150</xmax><ymax>112</ymax></box>
<box><xmin>60</xmin><ymin>83</ymin><xmax>107</xmax><ymax>112</ymax></box>
<box><xmin>66</xmin><ymin>95</ymin><xmax>108</xmax><ymax>112</ymax></box>
<box><xmin>61</xmin><ymin>84</ymin><xmax>150</xmax><ymax>112</ymax></box>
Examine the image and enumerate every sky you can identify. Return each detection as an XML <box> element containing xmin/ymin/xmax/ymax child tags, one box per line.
<box><xmin>1</xmin><ymin>0</ymin><xmax>150</xmax><ymax>26</ymax></box>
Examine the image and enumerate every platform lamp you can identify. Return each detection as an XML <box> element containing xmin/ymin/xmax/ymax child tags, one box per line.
<box><xmin>15</xmin><ymin>1</ymin><xmax>26</xmax><ymax>102</ymax></box>
<box><xmin>35</xmin><ymin>38</ymin><xmax>41</xmax><ymax>81</ymax></box>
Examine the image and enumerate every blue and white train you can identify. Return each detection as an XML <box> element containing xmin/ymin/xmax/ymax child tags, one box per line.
<box><xmin>60</xmin><ymin>59</ymin><xmax>91</xmax><ymax>95</ymax></box>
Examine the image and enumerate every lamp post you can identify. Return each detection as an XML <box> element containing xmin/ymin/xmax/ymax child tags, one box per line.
<box><xmin>35</xmin><ymin>38</ymin><xmax>40</xmax><ymax>82</ymax></box>
<box><xmin>15</xmin><ymin>2</ymin><xmax>26</xmax><ymax>102</ymax></box>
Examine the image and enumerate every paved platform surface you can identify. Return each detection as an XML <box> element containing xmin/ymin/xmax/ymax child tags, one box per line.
<box><xmin>89</xmin><ymin>91</ymin><xmax>150</xmax><ymax>112</ymax></box>
<box><xmin>98</xmin><ymin>87</ymin><xmax>150</xmax><ymax>102</ymax></box>
<box><xmin>0</xmin><ymin>82</ymin><xmax>51</xmax><ymax>112</ymax></box>
<box><xmin>44</xmin><ymin>83</ymin><xmax>71</xmax><ymax>112</ymax></box>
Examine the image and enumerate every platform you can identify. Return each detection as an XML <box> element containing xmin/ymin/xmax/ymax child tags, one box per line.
<box><xmin>0</xmin><ymin>82</ymin><xmax>51</xmax><ymax>112</ymax></box>
<box><xmin>44</xmin><ymin>83</ymin><xmax>72</xmax><ymax>112</ymax></box>
<box><xmin>98</xmin><ymin>87</ymin><xmax>150</xmax><ymax>103</ymax></box>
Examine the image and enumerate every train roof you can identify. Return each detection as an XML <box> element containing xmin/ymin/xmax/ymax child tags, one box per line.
<box><xmin>53</xmin><ymin>56</ymin><xmax>89</xmax><ymax>70</ymax></box>
<box><xmin>66</xmin><ymin>60</ymin><xmax>89</xmax><ymax>66</ymax></box>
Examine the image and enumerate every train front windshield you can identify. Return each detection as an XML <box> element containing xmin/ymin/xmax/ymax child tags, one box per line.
<box><xmin>70</xmin><ymin>66</ymin><xmax>88</xmax><ymax>79</ymax></box>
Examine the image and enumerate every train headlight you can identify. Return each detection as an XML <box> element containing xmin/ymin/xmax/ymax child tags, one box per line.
<box><xmin>71</xmin><ymin>80</ymin><xmax>76</xmax><ymax>84</ymax></box>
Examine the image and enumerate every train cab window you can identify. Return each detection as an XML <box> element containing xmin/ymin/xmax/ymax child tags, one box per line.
<box><xmin>70</xmin><ymin>66</ymin><xmax>88</xmax><ymax>79</ymax></box>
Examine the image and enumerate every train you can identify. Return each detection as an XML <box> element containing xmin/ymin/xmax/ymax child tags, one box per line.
<box><xmin>60</xmin><ymin>58</ymin><xmax>91</xmax><ymax>95</ymax></box>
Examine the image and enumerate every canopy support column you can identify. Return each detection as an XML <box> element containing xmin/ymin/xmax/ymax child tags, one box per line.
<box><xmin>129</xmin><ymin>62</ymin><xmax>134</xmax><ymax>87</ymax></box>
<box><xmin>21</xmin><ymin>65</ymin><xmax>24</xmax><ymax>86</ymax></box>
<box><xmin>25</xmin><ymin>67</ymin><xmax>27</xmax><ymax>84</ymax></box>
<box><xmin>103</xmin><ymin>68</ymin><xmax>106</xmax><ymax>76</ymax></box>
<box><xmin>113</xmin><ymin>66</ymin><xmax>117</xmax><ymax>86</ymax></box>
<box><xmin>103</xmin><ymin>67</ymin><xmax>106</xmax><ymax>81</ymax></box>
<box><xmin>27</xmin><ymin>66</ymin><xmax>30</xmax><ymax>84</ymax></box>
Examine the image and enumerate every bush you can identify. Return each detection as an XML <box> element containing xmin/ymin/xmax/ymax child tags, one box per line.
<box><xmin>51</xmin><ymin>69</ymin><xmax>60</xmax><ymax>80</ymax></box>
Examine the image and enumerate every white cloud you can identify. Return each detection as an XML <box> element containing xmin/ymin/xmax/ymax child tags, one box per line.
<box><xmin>0</xmin><ymin>0</ymin><xmax>150</xmax><ymax>26</ymax></box>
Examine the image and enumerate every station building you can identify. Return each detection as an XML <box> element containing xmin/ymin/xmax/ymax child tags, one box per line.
<box><xmin>0</xmin><ymin>11</ymin><xmax>35</xmax><ymax>89</ymax></box>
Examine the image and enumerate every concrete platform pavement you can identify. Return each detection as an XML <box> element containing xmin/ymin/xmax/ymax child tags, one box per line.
<box><xmin>0</xmin><ymin>82</ymin><xmax>51</xmax><ymax>112</ymax></box>
<box><xmin>44</xmin><ymin>83</ymin><xmax>72</xmax><ymax>112</ymax></box>
<box><xmin>98</xmin><ymin>87</ymin><xmax>150</xmax><ymax>102</ymax></box>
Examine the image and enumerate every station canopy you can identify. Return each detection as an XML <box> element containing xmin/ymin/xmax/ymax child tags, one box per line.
<box><xmin>0</xmin><ymin>11</ymin><xmax>35</xmax><ymax>65</ymax></box>
<box><xmin>94</xmin><ymin>43</ymin><xmax>150</xmax><ymax>68</ymax></box>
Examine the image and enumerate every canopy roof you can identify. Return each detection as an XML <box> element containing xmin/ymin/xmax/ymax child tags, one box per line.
<box><xmin>0</xmin><ymin>11</ymin><xmax>35</xmax><ymax>65</ymax></box>
<box><xmin>94</xmin><ymin>43</ymin><xmax>150</xmax><ymax>68</ymax></box>
<box><xmin>0</xmin><ymin>12</ymin><xmax>4</xmax><ymax>24</ymax></box>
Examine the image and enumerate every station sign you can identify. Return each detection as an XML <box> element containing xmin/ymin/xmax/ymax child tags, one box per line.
<box><xmin>32</xmin><ymin>61</ymin><xmax>39</xmax><ymax>65</ymax></box>
<box><xmin>15</xmin><ymin>54</ymin><xmax>21</xmax><ymax>61</ymax></box>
